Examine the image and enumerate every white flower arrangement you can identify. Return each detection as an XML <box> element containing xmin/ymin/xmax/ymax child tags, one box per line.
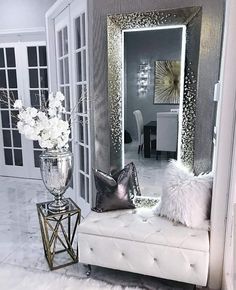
<box><xmin>13</xmin><ymin>92</ymin><xmax>70</xmax><ymax>150</ymax></box>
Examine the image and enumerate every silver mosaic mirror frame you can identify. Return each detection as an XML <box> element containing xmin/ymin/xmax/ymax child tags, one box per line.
<box><xmin>107</xmin><ymin>7</ymin><xmax>202</xmax><ymax>172</ymax></box>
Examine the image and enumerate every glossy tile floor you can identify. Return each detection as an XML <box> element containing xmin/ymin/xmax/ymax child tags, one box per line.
<box><xmin>0</xmin><ymin>176</ymin><xmax>193</xmax><ymax>290</ymax></box>
<box><xmin>125</xmin><ymin>142</ymin><xmax>170</xmax><ymax>198</ymax></box>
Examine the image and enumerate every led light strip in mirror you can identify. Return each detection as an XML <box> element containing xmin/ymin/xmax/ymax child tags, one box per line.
<box><xmin>121</xmin><ymin>25</ymin><xmax>186</xmax><ymax>166</ymax></box>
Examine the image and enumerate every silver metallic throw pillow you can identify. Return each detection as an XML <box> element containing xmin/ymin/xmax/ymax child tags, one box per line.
<box><xmin>92</xmin><ymin>162</ymin><xmax>140</xmax><ymax>212</ymax></box>
<box><xmin>113</xmin><ymin>162</ymin><xmax>141</xmax><ymax>199</ymax></box>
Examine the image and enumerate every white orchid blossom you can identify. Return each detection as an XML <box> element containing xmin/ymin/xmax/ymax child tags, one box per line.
<box><xmin>49</xmin><ymin>98</ymin><xmax>61</xmax><ymax>109</ymax></box>
<box><xmin>14</xmin><ymin>92</ymin><xmax>70</xmax><ymax>150</ymax></box>
<box><xmin>48</xmin><ymin>107</ymin><xmax>57</xmax><ymax>117</ymax></box>
<box><xmin>13</xmin><ymin>99</ymin><xmax>23</xmax><ymax>109</ymax></box>
<box><xmin>55</xmin><ymin>91</ymin><xmax>65</xmax><ymax>101</ymax></box>
<box><xmin>37</xmin><ymin>111</ymin><xmax>47</xmax><ymax>120</ymax></box>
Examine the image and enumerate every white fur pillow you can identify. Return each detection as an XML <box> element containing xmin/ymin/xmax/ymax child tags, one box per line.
<box><xmin>154</xmin><ymin>160</ymin><xmax>213</xmax><ymax>230</ymax></box>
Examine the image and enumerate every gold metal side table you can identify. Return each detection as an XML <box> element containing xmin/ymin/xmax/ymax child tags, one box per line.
<box><xmin>36</xmin><ymin>198</ymin><xmax>80</xmax><ymax>270</ymax></box>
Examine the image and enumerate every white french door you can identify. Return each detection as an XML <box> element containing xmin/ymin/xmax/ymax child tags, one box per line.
<box><xmin>53</xmin><ymin>0</ymin><xmax>92</xmax><ymax>215</ymax></box>
<box><xmin>0</xmin><ymin>42</ymin><xmax>48</xmax><ymax>179</ymax></box>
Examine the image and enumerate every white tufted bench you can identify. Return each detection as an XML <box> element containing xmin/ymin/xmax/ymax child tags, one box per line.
<box><xmin>78</xmin><ymin>207</ymin><xmax>209</xmax><ymax>286</ymax></box>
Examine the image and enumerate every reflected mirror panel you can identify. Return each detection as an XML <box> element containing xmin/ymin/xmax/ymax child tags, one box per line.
<box><xmin>124</xmin><ymin>27</ymin><xmax>185</xmax><ymax>197</ymax></box>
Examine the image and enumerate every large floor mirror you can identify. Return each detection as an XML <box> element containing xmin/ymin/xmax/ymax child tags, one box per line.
<box><xmin>107</xmin><ymin>7</ymin><xmax>202</xmax><ymax>198</ymax></box>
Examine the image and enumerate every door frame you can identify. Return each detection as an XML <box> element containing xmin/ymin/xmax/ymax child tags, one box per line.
<box><xmin>209</xmin><ymin>0</ymin><xmax>236</xmax><ymax>288</ymax></box>
<box><xmin>69</xmin><ymin>0</ymin><xmax>92</xmax><ymax>215</ymax></box>
<box><xmin>46</xmin><ymin>0</ymin><xmax>94</xmax><ymax>216</ymax></box>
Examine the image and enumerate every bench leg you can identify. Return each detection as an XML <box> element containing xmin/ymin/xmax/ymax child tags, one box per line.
<box><xmin>196</xmin><ymin>286</ymin><xmax>208</xmax><ymax>290</ymax></box>
<box><xmin>86</xmin><ymin>264</ymin><xmax>92</xmax><ymax>277</ymax></box>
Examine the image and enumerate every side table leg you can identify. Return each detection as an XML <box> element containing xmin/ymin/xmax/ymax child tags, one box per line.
<box><xmin>43</xmin><ymin>218</ymin><xmax>54</xmax><ymax>269</ymax></box>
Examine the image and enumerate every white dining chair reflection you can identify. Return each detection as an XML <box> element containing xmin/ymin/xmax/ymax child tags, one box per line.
<box><xmin>133</xmin><ymin>110</ymin><xmax>155</xmax><ymax>154</ymax></box>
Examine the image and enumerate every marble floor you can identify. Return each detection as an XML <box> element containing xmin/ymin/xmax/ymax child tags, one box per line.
<box><xmin>125</xmin><ymin>141</ymin><xmax>170</xmax><ymax>198</ymax></box>
<box><xmin>0</xmin><ymin>176</ymin><xmax>193</xmax><ymax>290</ymax></box>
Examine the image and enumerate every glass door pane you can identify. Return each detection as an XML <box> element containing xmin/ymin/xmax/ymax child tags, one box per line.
<box><xmin>27</xmin><ymin>45</ymin><xmax>49</xmax><ymax>168</ymax></box>
<box><xmin>55</xmin><ymin>14</ymin><xmax>73</xmax><ymax>189</ymax></box>
<box><xmin>57</xmin><ymin>26</ymin><xmax>71</xmax><ymax>122</ymax></box>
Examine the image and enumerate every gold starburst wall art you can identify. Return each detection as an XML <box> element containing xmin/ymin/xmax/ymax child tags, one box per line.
<box><xmin>154</xmin><ymin>60</ymin><xmax>181</xmax><ymax>104</ymax></box>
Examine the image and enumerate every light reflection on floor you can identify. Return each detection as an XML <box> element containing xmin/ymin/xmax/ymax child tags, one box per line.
<box><xmin>125</xmin><ymin>141</ymin><xmax>169</xmax><ymax>198</ymax></box>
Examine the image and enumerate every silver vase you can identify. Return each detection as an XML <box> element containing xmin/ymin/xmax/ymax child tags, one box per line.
<box><xmin>40</xmin><ymin>149</ymin><xmax>73</xmax><ymax>213</ymax></box>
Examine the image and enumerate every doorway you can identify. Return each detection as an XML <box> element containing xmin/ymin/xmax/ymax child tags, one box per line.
<box><xmin>47</xmin><ymin>0</ymin><xmax>92</xmax><ymax>216</ymax></box>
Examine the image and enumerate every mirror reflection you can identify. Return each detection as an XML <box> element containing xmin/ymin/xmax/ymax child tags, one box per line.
<box><xmin>123</xmin><ymin>27</ymin><xmax>185</xmax><ymax>197</ymax></box>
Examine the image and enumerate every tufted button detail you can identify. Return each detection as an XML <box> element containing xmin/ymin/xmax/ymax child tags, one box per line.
<box><xmin>90</xmin><ymin>247</ymin><xmax>93</xmax><ymax>252</ymax></box>
<box><xmin>156</xmin><ymin>229</ymin><xmax>161</xmax><ymax>233</ymax></box>
<box><xmin>142</xmin><ymin>219</ymin><xmax>147</xmax><ymax>222</ymax></box>
<box><xmin>153</xmin><ymin>258</ymin><xmax>158</xmax><ymax>262</ymax></box>
<box><xmin>121</xmin><ymin>252</ymin><xmax>125</xmax><ymax>256</ymax></box>
<box><xmin>191</xmin><ymin>234</ymin><xmax>196</xmax><ymax>237</ymax></box>
<box><xmin>190</xmin><ymin>263</ymin><xmax>195</xmax><ymax>268</ymax></box>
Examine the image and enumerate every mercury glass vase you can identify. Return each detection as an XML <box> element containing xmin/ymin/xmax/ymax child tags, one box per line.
<box><xmin>40</xmin><ymin>148</ymin><xmax>73</xmax><ymax>213</ymax></box>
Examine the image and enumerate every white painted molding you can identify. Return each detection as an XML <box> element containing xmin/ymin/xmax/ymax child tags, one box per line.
<box><xmin>45</xmin><ymin>0</ymin><xmax>72</xmax><ymax>20</ymax></box>
<box><xmin>234</xmin><ymin>203</ymin><xmax>236</xmax><ymax>290</ymax></box>
<box><xmin>0</xmin><ymin>27</ymin><xmax>46</xmax><ymax>43</ymax></box>
<box><xmin>221</xmin><ymin>107</ymin><xmax>236</xmax><ymax>290</ymax></box>
<box><xmin>0</xmin><ymin>27</ymin><xmax>45</xmax><ymax>35</ymax></box>
<box><xmin>208</xmin><ymin>0</ymin><xmax>236</xmax><ymax>288</ymax></box>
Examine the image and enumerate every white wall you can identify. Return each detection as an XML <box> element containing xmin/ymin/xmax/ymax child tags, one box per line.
<box><xmin>0</xmin><ymin>0</ymin><xmax>56</xmax><ymax>31</ymax></box>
